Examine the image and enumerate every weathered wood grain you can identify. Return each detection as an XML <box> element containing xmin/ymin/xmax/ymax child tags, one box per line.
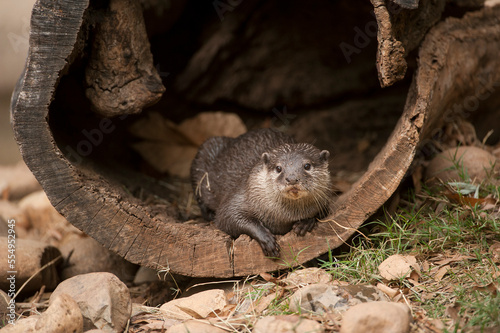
<box><xmin>371</xmin><ymin>0</ymin><xmax>447</xmax><ymax>87</ymax></box>
<box><xmin>85</xmin><ymin>0</ymin><xmax>165</xmax><ymax>117</ymax></box>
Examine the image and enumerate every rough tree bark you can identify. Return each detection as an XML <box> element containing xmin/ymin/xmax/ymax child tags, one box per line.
<box><xmin>11</xmin><ymin>0</ymin><xmax>500</xmax><ymax>277</ymax></box>
<box><xmin>84</xmin><ymin>0</ymin><xmax>165</xmax><ymax>117</ymax></box>
<box><xmin>371</xmin><ymin>0</ymin><xmax>447</xmax><ymax>87</ymax></box>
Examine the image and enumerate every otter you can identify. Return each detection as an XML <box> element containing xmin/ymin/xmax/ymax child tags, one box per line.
<box><xmin>191</xmin><ymin>128</ymin><xmax>332</xmax><ymax>257</ymax></box>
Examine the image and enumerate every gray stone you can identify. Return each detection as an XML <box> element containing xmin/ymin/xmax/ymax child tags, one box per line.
<box><xmin>341</xmin><ymin>284</ymin><xmax>389</xmax><ymax>303</ymax></box>
<box><xmin>289</xmin><ymin>283</ymin><xmax>389</xmax><ymax>315</ymax></box>
<box><xmin>0</xmin><ymin>293</ymin><xmax>83</xmax><ymax>333</ymax></box>
<box><xmin>289</xmin><ymin>283</ymin><xmax>347</xmax><ymax>314</ymax></box>
<box><xmin>50</xmin><ymin>272</ymin><xmax>132</xmax><ymax>332</ymax></box>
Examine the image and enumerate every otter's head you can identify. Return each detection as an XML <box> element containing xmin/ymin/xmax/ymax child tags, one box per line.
<box><xmin>261</xmin><ymin>143</ymin><xmax>331</xmax><ymax>204</ymax></box>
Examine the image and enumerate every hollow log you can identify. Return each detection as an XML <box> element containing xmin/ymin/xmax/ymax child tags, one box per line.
<box><xmin>11</xmin><ymin>0</ymin><xmax>500</xmax><ymax>277</ymax></box>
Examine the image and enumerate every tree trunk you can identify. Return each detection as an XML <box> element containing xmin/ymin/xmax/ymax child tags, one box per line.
<box><xmin>11</xmin><ymin>0</ymin><xmax>500</xmax><ymax>277</ymax></box>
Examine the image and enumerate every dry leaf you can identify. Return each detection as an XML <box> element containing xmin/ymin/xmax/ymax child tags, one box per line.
<box><xmin>431</xmin><ymin>253</ymin><xmax>474</xmax><ymax>266</ymax></box>
<box><xmin>378</xmin><ymin>254</ymin><xmax>419</xmax><ymax>280</ymax></box>
<box><xmin>446</xmin><ymin>303</ymin><xmax>462</xmax><ymax>327</ymax></box>
<box><xmin>260</xmin><ymin>272</ymin><xmax>283</xmax><ymax>286</ymax></box>
<box><xmin>136</xmin><ymin>318</ymin><xmax>178</xmax><ymax>330</ymax></box>
<box><xmin>253</xmin><ymin>294</ymin><xmax>276</xmax><ymax>314</ymax></box>
<box><xmin>433</xmin><ymin>265</ymin><xmax>450</xmax><ymax>282</ymax></box>
<box><xmin>490</xmin><ymin>241</ymin><xmax>500</xmax><ymax>263</ymax></box>
<box><xmin>421</xmin><ymin>260</ymin><xmax>430</xmax><ymax>272</ymax></box>
<box><xmin>420</xmin><ymin>292</ymin><xmax>435</xmax><ymax>302</ymax></box>
<box><xmin>407</xmin><ymin>279</ymin><xmax>421</xmax><ymax>287</ymax></box>
<box><xmin>428</xmin><ymin>318</ymin><xmax>445</xmax><ymax>333</ymax></box>
<box><xmin>260</xmin><ymin>272</ymin><xmax>275</xmax><ymax>283</ymax></box>
<box><xmin>176</xmin><ymin>305</ymin><xmax>205</xmax><ymax>319</ymax></box>
<box><xmin>216</xmin><ymin>304</ymin><xmax>236</xmax><ymax>319</ymax></box>
<box><xmin>444</xmin><ymin>189</ymin><xmax>496</xmax><ymax>207</ymax></box>
<box><xmin>473</xmin><ymin>282</ymin><xmax>499</xmax><ymax>296</ymax></box>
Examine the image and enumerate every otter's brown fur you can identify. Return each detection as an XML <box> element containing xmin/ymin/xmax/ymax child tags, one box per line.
<box><xmin>191</xmin><ymin>128</ymin><xmax>332</xmax><ymax>257</ymax></box>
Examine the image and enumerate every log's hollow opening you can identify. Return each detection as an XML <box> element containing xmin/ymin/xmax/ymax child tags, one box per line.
<box><xmin>47</xmin><ymin>0</ymin><xmax>417</xmax><ymax>226</ymax></box>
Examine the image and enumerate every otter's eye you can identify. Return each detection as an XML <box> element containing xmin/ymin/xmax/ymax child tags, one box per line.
<box><xmin>304</xmin><ymin>163</ymin><xmax>311</xmax><ymax>171</ymax></box>
<box><xmin>275</xmin><ymin>166</ymin><xmax>282</xmax><ymax>173</ymax></box>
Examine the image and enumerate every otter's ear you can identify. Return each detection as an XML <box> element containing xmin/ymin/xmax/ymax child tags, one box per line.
<box><xmin>319</xmin><ymin>150</ymin><xmax>330</xmax><ymax>162</ymax></box>
<box><xmin>261</xmin><ymin>152</ymin><xmax>270</xmax><ymax>165</ymax></box>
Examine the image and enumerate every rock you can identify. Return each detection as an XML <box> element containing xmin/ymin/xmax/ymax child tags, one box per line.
<box><xmin>177</xmin><ymin>111</ymin><xmax>247</xmax><ymax>146</ymax></box>
<box><xmin>50</xmin><ymin>272</ymin><xmax>132</xmax><ymax>332</ymax></box>
<box><xmin>285</xmin><ymin>268</ymin><xmax>332</xmax><ymax>286</ymax></box>
<box><xmin>133</xmin><ymin>266</ymin><xmax>160</xmax><ymax>285</ymax></box>
<box><xmin>340</xmin><ymin>301</ymin><xmax>412</xmax><ymax>333</ymax></box>
<box><xmin>0</xmin><ymin>162</ymin><xmax>41</xmax><ymax>200</ymax></box>
<box><xmin>18</xmin><ymin>190</ymin><xmax>51</xmax><ymax>211</ymax></box>
<box><xmin>253</xmin><ymin>315</ymin><xmax>324</xmax><ymax>333</ymax></box>
<box><xmin>378</xmin><ymin>255</ymin><xmax>418</xmax><ymax>281</ymax></box>
<box><xmin>160</xmin><ymin>289</ymin><xmax>227</xmax><ymax>320</ymax></box>
<box><xmin>35</xmin><ymin>294</ymin><xmax>83</xmax><ymax>332</ymax></box>
<box><xmin>0</xmin><ymin>238</ymin><xmax>61</xmax><ymax>294</ymax></box>
<box><xmin>0</xmin><ymin>0</ymin><xmax>36</xmax><ymax>92</ymax></box>
<box><xmin>289</xmin><ymin>283</ymin><xmax>346</xmax><ymax>314</ymax></box>
<box><xmin>167</xmin><ymin>320</ymin><xmax>227</xmax><ymax>333</ymax></box>
<box><xmin>130</xmin><ymin>111</ymin><xmax>246</xmax><ymax>178</ymax></box>
<box><xmin>18</xmin><ymin>190</ymin><xmax>77</xmax><ymax>243</ymax></box>
<box><xmin>58</xmin><ymin>233</ymin><xmax>138</xmax><ymax>282</ymax></box>
<box><xmin>0</xmin><ymin>294</ymin><xmax>83</xmax><ymax>333</ymax></box>
<box><xmin>0</xmin><ymin>200</ymin><xmax>29</xmax><ymax>231</ymax></box>
<box><xmin>425</xmin><ymin>146</ymin><xmax>498</xmax><ymax>184</ymax></box>
<box><xmin>0</xmin><ymin>316</ymin><xmax>38</xmax><ymax>332</ymax></box>
<box><xmin>289</xmin><ymin>283</ymin><xmax>389</xmax><ymax>315</ymax></box>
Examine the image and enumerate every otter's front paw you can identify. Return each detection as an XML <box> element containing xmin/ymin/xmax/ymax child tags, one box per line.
<box><xmin>255</xmin><ymin>230</ymin><xmax>280</xmax><ymax>257</ymax></box>
<box><xmin>292</xmin><ymin>218</ymin><xmax>317</xmax><ymax>236</ymax></box>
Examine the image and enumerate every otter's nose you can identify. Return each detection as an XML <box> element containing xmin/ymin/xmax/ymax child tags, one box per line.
<box><xmin>286</xmin><ymin>177</ymin><xmax>299</xmax><ymax>185</ymax></box>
